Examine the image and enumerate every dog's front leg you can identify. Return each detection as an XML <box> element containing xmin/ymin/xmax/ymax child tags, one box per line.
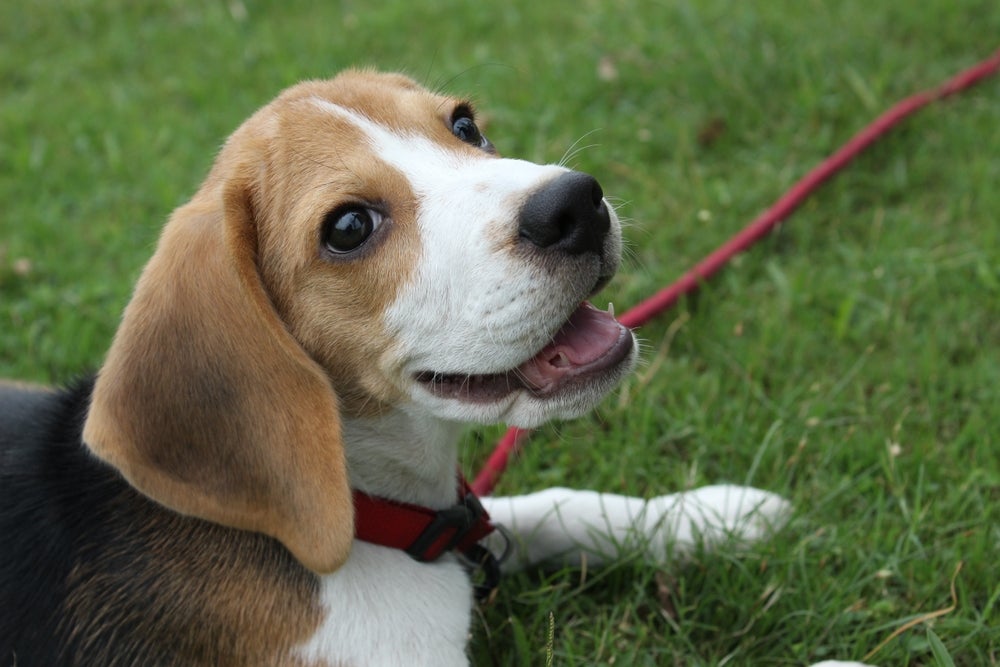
<box><xmin>481</xmin><ymin>484</ymin><xmax>791</xmax><ymax>570</ymax></box>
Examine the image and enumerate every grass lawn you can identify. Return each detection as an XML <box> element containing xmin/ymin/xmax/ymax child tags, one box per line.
<box><xmin>2</xmin><ymin>1</ymin><xmax>998</xmax><ymax>665</ymax></box>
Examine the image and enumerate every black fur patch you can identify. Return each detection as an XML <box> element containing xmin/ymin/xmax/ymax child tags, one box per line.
<box><xmin>0</xmin><ymin>380</ymin><xmax>320</xmax><ymax>666</ymax></box>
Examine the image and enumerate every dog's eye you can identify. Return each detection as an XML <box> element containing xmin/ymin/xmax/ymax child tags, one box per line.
<box><xmin>322</xmin><ymin>207</ymin><xmax>383</xmax><ymax>254</ymax></box>
<box><xmin>452</xmin><ymin>116</ymin><xmax>483</xmax><ymax>146</ymax></box>
<box><xmin>450</xmin><ymin>109</ymin><xmax>493</xmax><ymax>152</ymax></box>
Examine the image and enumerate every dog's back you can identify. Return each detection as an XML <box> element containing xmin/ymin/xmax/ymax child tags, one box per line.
<box><xmin>0</xmin><ymin>380</ymin><xmax>99</xmax><ymax>664</ymax></box>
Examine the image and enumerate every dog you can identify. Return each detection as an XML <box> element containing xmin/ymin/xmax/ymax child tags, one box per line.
<box><xmin>0</xmin><ymin>70</ymin><xmax>873</xmax><ymax>667</ymax></box>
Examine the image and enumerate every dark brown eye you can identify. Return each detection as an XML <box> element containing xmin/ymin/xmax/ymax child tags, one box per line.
<box><xmin>322</xmin><ymin>206</ymin><xmax>383</xmax><ymax>254</ymax></box>
<box><xmin>452</xmin><ymin>116</ymin><xmax>483</xmax><ymax>146</ymax></box>
<box><xmin>450</xmin><ymin>108</ymin><xmax>493</xmax><ymax>152</ymax></box>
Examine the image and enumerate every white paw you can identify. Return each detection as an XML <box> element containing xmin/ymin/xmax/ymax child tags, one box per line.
<box><xmin>807</xmin><ymin>662</ymin><xmax>877</xmax><ymax>667</ymax></box>
<box><xmin>643</xmin><ymin>484</ymin><xmax>791</xmax><ymax>559</ymax></box>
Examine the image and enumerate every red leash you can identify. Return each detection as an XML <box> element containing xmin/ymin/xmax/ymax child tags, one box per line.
<box><xmin>472</xmin><ymin>48</ymin><xmax>1000</xmax><ymax>497</ymax></box>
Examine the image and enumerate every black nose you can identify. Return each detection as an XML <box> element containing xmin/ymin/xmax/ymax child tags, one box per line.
<box><xmin>517</xmin><ymin>171</ymin><xmax>611</xmax><ymax>255</ymax></box>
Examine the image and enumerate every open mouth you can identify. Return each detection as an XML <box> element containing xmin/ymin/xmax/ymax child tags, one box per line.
<box><xmin>414</xmin><ymin>302</ymin><xmax>633</xmax><ymax>403</ymax></box>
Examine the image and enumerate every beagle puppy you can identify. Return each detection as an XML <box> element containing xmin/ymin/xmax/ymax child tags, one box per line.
<box><xmin>0</xmin><ymin>71</ymin><xmax>871</xmax><ymax>667</ymax></box>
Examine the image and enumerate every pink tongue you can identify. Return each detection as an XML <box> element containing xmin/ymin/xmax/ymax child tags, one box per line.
<box><xmin>518</xmin><ymin>302</ymin><xmax>629</xmax><ymax>392</ymax></box>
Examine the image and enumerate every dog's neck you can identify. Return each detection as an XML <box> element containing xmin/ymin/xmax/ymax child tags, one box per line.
<box><xmin>341</xmin><ymin>407</ymin><xmax>464</xmax><ymax>509</ymax></box>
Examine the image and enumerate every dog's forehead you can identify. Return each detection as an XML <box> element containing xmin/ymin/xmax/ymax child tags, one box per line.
<box><xmin>280</xmin><ymin>71</ymin><xmax>460</xmax><ymax>141</ymax></box>
<box><xmin>257</xmin><ymin>71</ymin><xmax>500</xmax><ymax>207</ymax></box>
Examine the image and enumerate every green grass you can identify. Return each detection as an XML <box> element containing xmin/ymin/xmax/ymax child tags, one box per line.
<box><xmin>2</xmin><ymin>1</ymin><xmax>998</xmax><ymax>665</ymax></box>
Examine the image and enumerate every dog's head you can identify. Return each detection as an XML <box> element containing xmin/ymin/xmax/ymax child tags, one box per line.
<box><xmin>83</xmin><ymin>71</ymin><xmax>636</xmax><ymax>573</ymax></box>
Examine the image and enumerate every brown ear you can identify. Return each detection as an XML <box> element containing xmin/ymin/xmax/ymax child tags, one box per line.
<box><xmin>83</xmin><ymin>176</ymin><xmax>353</xmax><ymax>574</ymax></box>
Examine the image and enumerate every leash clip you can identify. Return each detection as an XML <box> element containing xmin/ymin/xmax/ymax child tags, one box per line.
<box><xmin>459</xmin><ymin>523</ymin><xmax>511</xmax><ymax>602</ymax></box>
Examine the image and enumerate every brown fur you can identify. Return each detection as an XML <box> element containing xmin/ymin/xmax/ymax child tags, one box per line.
<box><xmin>82</xmin><ymin>71</ymin><xmax>469</xmax><ymax>576</ymax></box>
<box><xmin>62</xmin><ymin>488</ymin><xmax>327</xmax><ymax>667</ymax></box>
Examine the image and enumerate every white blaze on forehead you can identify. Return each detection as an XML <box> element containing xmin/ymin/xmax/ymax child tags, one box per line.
<box><xmin>311</xmin><ymin>97</ymin><xmax>573</xmax><ymax>368</ymax></box>
<box><xmin>310</xmin><ymin>97</ymin><xmax>562</xmax><ymax>205</ymax></box>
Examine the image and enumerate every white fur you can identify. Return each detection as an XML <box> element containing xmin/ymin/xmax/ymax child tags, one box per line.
<box><xmin>296</xmin><ymin>96</ymin><xmax>873</xmax><ymax>667</ymax></box>
<box><xmin>481</xmin><ymin>484</ymin><xmax>792</xmax><ymax>569</ymax></box>
<box><xmin>297</xmin><ymin>542</ymin><xmax>472</xmax><ymax>667</ymax></box>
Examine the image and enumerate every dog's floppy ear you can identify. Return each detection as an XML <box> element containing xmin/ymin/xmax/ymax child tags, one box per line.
<box><xmin>83</xmin><ymin>166</ymin><xmax>353</xmax><ymax>574</ymax></box>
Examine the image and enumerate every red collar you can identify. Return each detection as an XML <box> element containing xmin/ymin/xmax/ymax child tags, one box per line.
<box><xmin>353</xmin><ymin>478</ymin><xmax>495</xmax><ymax>560</ymax></box>
<box><xmin>352</xmin><ymin>478</ymin><xmax>501</xmax><ymax>598</ymax></box>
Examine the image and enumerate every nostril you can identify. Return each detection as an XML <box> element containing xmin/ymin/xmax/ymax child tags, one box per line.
<box><xmin>590</xmin><ymin>180</ymin><xmax>605</xmax><ymax>208</ymax></box>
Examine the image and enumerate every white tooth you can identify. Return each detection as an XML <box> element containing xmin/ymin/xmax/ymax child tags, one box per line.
<box><xmin>607</xmin><ymin>302</ymin><xmax>615</xmax><ymax>318</ymax></box>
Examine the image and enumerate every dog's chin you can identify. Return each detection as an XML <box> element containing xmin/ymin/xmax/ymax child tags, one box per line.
<box><xmin>409</xmin><ymin>302</ymin><xmax>637</xmax><ymax>426</ymax></box>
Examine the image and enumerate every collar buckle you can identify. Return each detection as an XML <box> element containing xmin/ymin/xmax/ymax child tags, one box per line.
<box><xmin>405</xmin><ymin>491</ymin><xmax>492</xmax><ymax>562</ymax></box>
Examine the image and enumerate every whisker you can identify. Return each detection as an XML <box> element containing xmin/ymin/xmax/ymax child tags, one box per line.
<box><xmin>557</xmin><ymin>128</ymin><xmax>603</xmax><ymax>168</ymax></box>
<box><xmin>430</xmin><ymin>63</ymin><xmax>518</xmax><ymax>97</ymax></box>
